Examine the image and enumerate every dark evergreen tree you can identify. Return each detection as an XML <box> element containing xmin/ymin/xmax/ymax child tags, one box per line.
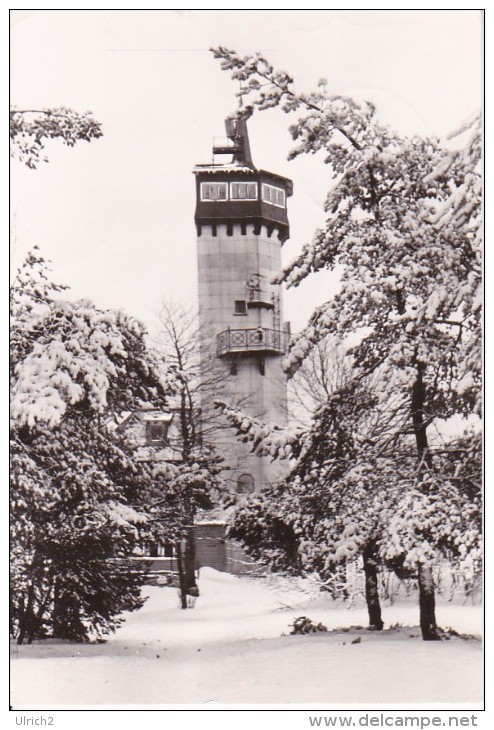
<box><xmin>10</xmin><ymin>254</ymin><xmax>180</xmax><ymax>643</ymax></box>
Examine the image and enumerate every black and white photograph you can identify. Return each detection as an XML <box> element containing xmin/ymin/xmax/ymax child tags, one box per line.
<box><xmin>9</xmin><ymin>8</ymin><xmax>484</xmax><ymax>717</ymax></box>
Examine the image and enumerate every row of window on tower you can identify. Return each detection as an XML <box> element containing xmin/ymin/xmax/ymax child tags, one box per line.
<box><xmin>200</xmin><ymin>181</ymin><xmax>286</xmax><ymax>208</ymax></box>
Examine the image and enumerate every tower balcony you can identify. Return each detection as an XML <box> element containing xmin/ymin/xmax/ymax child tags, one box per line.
<box><xmin>217</xmin><ymin>327</ymin><xmax>290</xmax><ymax>357</ymax></box>
<box><xmin>247</xmin><ymin>289</ymin><xmax>274</xmax><ymax>310</ymax></box>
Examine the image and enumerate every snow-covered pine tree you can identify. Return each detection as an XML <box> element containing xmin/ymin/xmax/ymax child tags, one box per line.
<box><xmin>10</xmin><ymin>253</ymin><xmax>181</xmax><ymax>643</ymax></box>
<box><xmin>212</xmin><ymin>47</ymin><xmax>482</xmax><ymax>640</ymax></box>
<box><xmin>10</xmin><ymin>422</ymin><xmax>149</xmax><ymax>643</ymax></box>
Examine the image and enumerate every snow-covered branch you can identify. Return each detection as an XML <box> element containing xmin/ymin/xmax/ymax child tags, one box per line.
<box><xmin>214</xmin><ymin>400</ymin><xmax>303</xmax><ymax>460</ymax></box>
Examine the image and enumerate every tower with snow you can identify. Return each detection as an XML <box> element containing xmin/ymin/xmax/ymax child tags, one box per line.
<box><xmin>194</xmin><ymin>115</ymin><xmax>292</xmax><ymax>494</ymax></box>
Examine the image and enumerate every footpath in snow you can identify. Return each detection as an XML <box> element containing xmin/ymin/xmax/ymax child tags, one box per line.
<box><xmin>10</xmin><ymin>568</ymin><xmax>482</xmax><ymax>707</ymax></box>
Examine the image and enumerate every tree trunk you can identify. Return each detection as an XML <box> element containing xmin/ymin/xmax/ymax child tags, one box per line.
<box><xmin>362</xmin><ymin>545</ymin><xmax>384</xmax><ymax>630</ymax></box>
<box><xmin>176</xmin><ymin>529</ymin><xmax>199</xmax><ymax>610</ymax></box>
<box><xmin>183</xmin><ymin>527</ymin><xmax>198</xmax><ymax>599</ymax></box>
<box><xmin>34</xmin><ymin>586</ymin><xmax>52</xmax><ymax>637</ymax></box>
<box><xmin>175</xmin><ymin>542</ymin><xmax>188</xmax><ymax>610</ymax></box>
<box><xmin>418</xmin><ymin>564</ymin><xmax>441</xmax><ymax>640</ymax></box>
<box><xmin>411</xmin><ymin>361</ymin><xmax>441</xmax><ymax>640</ymax></box>
<box><xmin>52</xmin><ymin>576</ymin><xmax>63</xmax><ymax>636</ymax></box>
<box><xmin>17</xmin><ymin>581</ymin><xmax>35</xmax><ymax>645</ymax></box>
<box><xmin>52</xmin><ymin>580</ymin><xmax>86</xmax><ymax>641</ymax></box>
<box><xmin>411</xmin><ymin>361</ymin><xmax>431</xmax><ymax>466</ymax></box>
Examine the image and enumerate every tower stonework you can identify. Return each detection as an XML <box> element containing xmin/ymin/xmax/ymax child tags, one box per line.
<box><xmin>194</xmin><ymin>116</ymin><xmax>292</xmax><ymax>494</ymax></box>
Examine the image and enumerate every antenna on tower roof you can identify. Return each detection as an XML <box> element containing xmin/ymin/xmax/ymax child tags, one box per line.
<box><xmin>213</xmin><ymin>102</ymin><xmax>254</xmax><ymax>168</ymax></box>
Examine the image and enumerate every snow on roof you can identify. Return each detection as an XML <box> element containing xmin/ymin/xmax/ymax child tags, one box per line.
<box><xmin>193</xmin><ymin>165</ymin><xmax>292</xmax><ymax>188</ymax></box>
<box><xmin>193</xmin><ymin>164</ymin><xmax>256</xmax><ymax>174</ymax></box>
<box><xmin>194</xmin><ymin>520</ymin><xmax>226</xmax><ymax>526</ymax></box>
<box><xmin>115</xmin><ymin>408</ymin><xmax>174</xmax><ymax>432</ymax></box>
<box><xmin>142</xmin><ymin>412</ymin><xmax>173</xmax><ymax>422</ymax></box>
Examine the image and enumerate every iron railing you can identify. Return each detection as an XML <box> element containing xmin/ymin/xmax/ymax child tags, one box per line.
<box><xmin>217</xmin><ymin>327</ymin><xmax>289</xmax><ymax>356</ymax></box>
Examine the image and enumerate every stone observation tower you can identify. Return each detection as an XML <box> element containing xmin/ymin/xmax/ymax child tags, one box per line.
<box><xmin>193</xmin><ymin>115</ymin><xmax>292</xmax><ymax>494</ymax></box>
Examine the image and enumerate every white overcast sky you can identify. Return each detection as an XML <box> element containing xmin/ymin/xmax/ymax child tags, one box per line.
<box><xmin>10</xmin><ymin>9</ymin><xmax>482</xmax><ymax>336</ymax></box>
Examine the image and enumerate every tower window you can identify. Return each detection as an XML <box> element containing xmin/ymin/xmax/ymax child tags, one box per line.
<box><xmin>237</xmin><ymin>473</ymin><xmax>255</xmax><ymax>494</ymax></box>
<box><xmin>234</xmin><ymin>300</ymin><xmax>247</xmax><ymax>315</ymax></box>
<box><xmin>230</xmin><ymin>182</ymin><xmax>258</xmax><ymax>200</ymax></box>
<box><xmin>201</xmin><ymin>182</ymin><xmax>228</xmax><ymax>201</ymax></box>
<box><xmin>262</xmin><ymin>183</ymin><xmax>285</xmax><ymax>208</ymax></box>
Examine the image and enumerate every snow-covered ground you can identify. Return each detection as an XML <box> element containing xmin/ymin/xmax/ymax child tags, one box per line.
<box><xmin>10</xmin><ymin>568</ymin><xmax>482</xmax><ymax>707</ymax></box>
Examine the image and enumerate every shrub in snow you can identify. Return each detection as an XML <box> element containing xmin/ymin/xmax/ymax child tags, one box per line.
<box><xmin>290</xmin><ymin>616</ymin><xmax>328</xmax><ymax>635</ymax></box>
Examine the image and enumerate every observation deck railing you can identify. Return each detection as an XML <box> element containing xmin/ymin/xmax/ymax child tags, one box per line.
<box><xmin>217</xmin><ymin>327</ymin><xmax>289</xmax><ymax>357</ymax></box>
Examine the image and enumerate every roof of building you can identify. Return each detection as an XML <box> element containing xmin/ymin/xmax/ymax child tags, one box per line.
<box><xmin>193</xmin><ymin>164</ymin><xmax>293</xmax><ymax>191</ymax></box>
